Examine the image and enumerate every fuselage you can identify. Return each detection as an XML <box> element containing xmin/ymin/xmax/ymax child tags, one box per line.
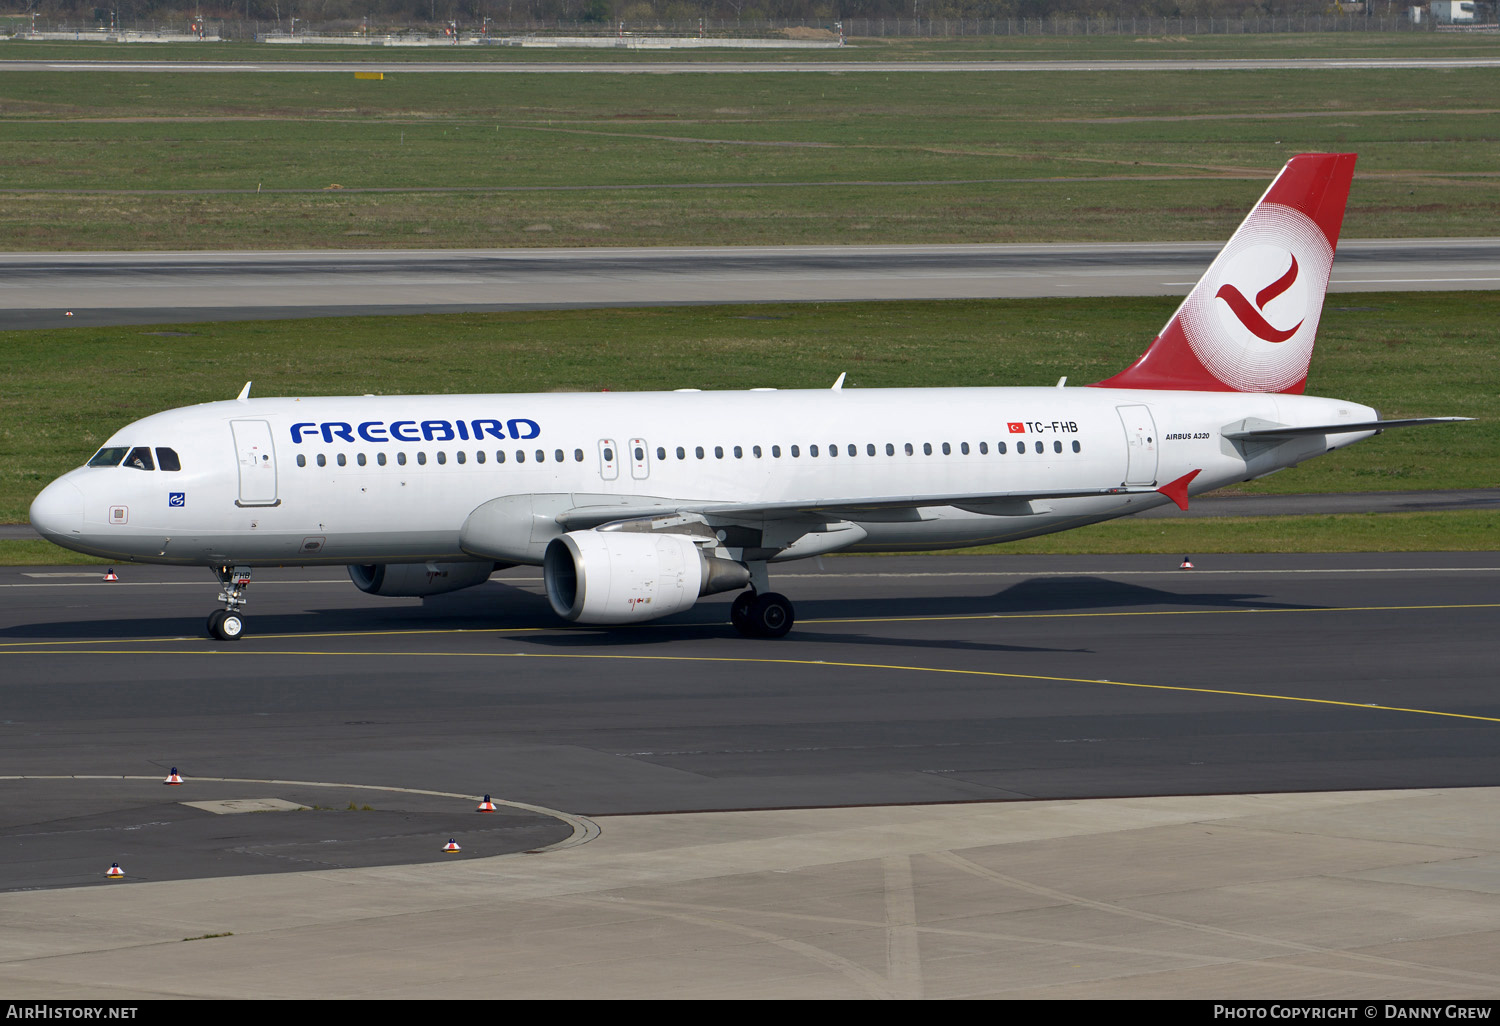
<box><xmin>29</xmin><ymin>385</ymin><xmax>1378</xmax><ymax>567</ymax></box>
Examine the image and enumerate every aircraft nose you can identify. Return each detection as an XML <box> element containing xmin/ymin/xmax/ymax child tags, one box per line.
<box><xmin>29</xmin><ymin>479</ymin><xmax>84</xmax><ymax>541</ymax></box>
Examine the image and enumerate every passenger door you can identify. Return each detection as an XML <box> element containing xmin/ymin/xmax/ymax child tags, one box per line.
<box><xmin>1116</xmin><ymin>405</ymin><xmax>1158</xmax><ymax>486</ymax></box>
<box><xmin>231</xmin><ymin>419</ymin><xmax>280</xmax><ymax>506</ymax></box>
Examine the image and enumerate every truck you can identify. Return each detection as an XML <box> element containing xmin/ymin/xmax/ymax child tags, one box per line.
<box><xmin>1429</xmin><ymin>1</ymin><xmax>1477</xmax><ymax>23</ymax></box>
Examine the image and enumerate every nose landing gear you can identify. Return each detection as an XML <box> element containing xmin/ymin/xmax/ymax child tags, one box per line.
<box><xmin>207</xmin><ymin>564</ymin><xmax>251</xmax><ymax>641</ymax></box>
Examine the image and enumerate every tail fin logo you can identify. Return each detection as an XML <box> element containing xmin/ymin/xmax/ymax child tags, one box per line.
<box><xmin>1180</xmin><ymin>203</ymin><xmax>1333</xmax><ymax>393</ymax></box>
<box><xmin>1214</xmin><ymin>254</ymin><xmax>1303</xmax><ymax>344</ymax></box>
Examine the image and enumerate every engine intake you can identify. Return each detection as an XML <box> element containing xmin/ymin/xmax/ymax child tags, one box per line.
<box><xmin>544</xmin><ymin>531</ymin><xmax>749</xmax><ymax>624</ymax></box>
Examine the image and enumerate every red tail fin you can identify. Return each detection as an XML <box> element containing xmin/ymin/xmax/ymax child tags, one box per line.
<box><xmin>1093</xmin><ymin>153</ymin><xmax>1356</xmax><ymax>394</ymax></box>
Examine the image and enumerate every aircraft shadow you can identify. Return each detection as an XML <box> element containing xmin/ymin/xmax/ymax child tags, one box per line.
<box><xmin>1</xmin><ymin>575</ymin><xmax>1313</xmax><ymax>649</ymax></box>
<box><xmin>523</xmin><ymin>576</ymin><xmax>1310</xmax><ymax>654</ymax></box>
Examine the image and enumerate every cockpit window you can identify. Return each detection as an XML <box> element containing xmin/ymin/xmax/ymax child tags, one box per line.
<box><xmin>123</xmin><ymin>446</ymin><xmax>155</xmax><ymax>471</ymax></box>
<box><xmin>156</xmin><ymin>447</ymin><xmax>181</xmax><ymax>472</ymax></box>
<box><xmin>87</xmin><ymin>446</ymin><xmax>129</xmax><ymax>468</ymax></box>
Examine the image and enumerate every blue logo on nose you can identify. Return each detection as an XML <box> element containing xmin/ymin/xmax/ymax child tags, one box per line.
<box><xmin>169</xmin><ymin>492</ymin><xmax>185</xmax><ymax>507</ymax></box>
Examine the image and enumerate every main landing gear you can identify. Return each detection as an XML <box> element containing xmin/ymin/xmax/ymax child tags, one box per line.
<box><xmin>730</xmin><ymin>589</ymin><xmax>795</xmax><ymax>639</ymax></box>
<box><xmin>206</xmin><ymin>564</ymin><xmax>251</xmax><ymax>641</ymax></box>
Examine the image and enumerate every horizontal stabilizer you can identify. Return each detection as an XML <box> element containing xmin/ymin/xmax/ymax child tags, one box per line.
<box><xmin>1224</xmin><ymin>417</ymin><xmax>1471</xmax><ymax>441</ymax></box>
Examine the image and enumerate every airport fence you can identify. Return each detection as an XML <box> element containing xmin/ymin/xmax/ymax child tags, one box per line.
<box><xmin>9</xmin><ymin>14</ymin><xmax>1483</xmax><ymax>42</ymax></box>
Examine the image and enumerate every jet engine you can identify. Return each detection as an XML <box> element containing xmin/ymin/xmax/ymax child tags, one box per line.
<box><xmin>543</xmin><ymin>531</ymin><xmax>749</xmax><ymax>624</ymax></box>
<box><xmin>347</xmin><ymin>561</ymin><xmax>499</xmax><ymax>598</ymax></box>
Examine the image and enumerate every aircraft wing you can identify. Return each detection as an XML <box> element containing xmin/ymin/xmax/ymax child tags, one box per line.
<box><xmin>463</xmin><ymin>476</ymin><xmax>1201</xmax><ymax>564</ymax></box>
<box><xmin>556</xmin><ymin>484</ymin><xmax>1162</xmax><ymax>530</ymax></box>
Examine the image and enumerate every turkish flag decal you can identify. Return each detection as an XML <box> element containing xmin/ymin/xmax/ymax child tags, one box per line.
<box><xmin>1007</xmin><ymin>422</ymin><xmax>1025</xmax><ymax>433</ymax></box>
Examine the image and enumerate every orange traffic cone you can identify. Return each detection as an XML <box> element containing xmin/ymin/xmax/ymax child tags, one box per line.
<box><xmin>1180</xmin><ymin>557</ymin><xmax>1194</xmax><ymax>569</ymax></box>
<box><xmin>103</xmin><ymin>568</ymin><xmax>119</xmax><ymax>581</ymax></box>
<box><xmin>443</xmin><ymin>839</ymin><xmax>462</xmax><ymax>853</ymax></box>
<box><xmin>105</xmin><ymin>863</ymin><xmax>125</xmax><ymax>879</ymax></box>
<box><xmin>163</xmin><ymin>768</ymin><xmax>184</xmax><ymax>785</ymax></box>
<box><xmin>476</xmin><ymin>794</ymin><xmax>497</xmax><ymax>813</ymax></box>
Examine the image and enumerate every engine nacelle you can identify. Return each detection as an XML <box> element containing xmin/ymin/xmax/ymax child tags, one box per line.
<box><xmin>347</xmin><ymin>561</ymin><xmax>499</xmax><ymax>598</ymax></box>
<box><xmin>543</xmin><ymin>531</ymin><xmax>749</xmax><ymax>624</ymax></box>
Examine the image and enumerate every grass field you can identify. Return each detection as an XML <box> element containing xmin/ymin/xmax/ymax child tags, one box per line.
<box><xmin>3</xmin><ymin>291</ymin><xmax>1492</xmax><ymax>525</ymax></box>
<box><xmin>1</xmin><ymin>39</ymin><xmax>1492</xmax><ymax>563</ymax></box>
<box><xmin>2</xmin><ymin>65</ymin><xmax>1496</xmax><ymax>249</ymax></box>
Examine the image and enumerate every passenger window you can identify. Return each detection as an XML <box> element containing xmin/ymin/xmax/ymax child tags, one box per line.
<box><xmin>790</xmin><ymin>445</ymin><xmax>800</xmax><ymax>458</ymax></box>
<box><xmin>317</xmin><ymin>454</ymin><xmax>327</xmax><ymax>467</ymax></box>
<box><xmin>1054</xmin><ymin>441</ymin><xmax>1063</xmax><ymax>453</ymax></box>
<box><xmin>601</xmin><ymin>447</ymin><xmax>612</xmax><ymax>462</ymax></box>
<box><xmin>337</xmin><ymin>453</ymin><xmax>347</xmax><ymax>467</ymax></box>
<box><xmin>417</xmin><ymin>452</ymin><xmax>427</xmax><ymax>465</ymax></box>
<box><xmin>734</xmin><ymin>445</ymin><xmax>743</xmax><ymax>459</ymax></box>
<box><xmin>398</xmin><ymin>452</ymin><xmax>408</xmax><ymax>466</ymax></box>
<box><xmin>714</xmin><ymin>446</ymin><xmax>724</xmax><ymax>459</ymax></box>
<box><xmin>979</xmin><ymin>442</ymin><xmax>988</xmax><ymax>455</ymax></box>
<box><xmin>574</xmin><ymin>449</ymin><xmax>584</xmax><ymax>462</ymax></box>
<box><xmin>495</xmin><ymin>451</ymin><xmax>505</xmax><ymax>464</ymax></box>
<box><xmin>922</xmin><ymin>443</ymin><xmax>932</xmax><ymax>456</ymax></box>
<box><xmin>656</xmin><ymin>447</ymin><xmax>666</xmax><ymax>461</ymax></box>
<box><xmin>753</xmin><ymin>445</ymin><xmax>762</xmax><ymax>458</ymax></box>
<box><xmin>905</xmin><ymin>443</ymin><xmax>914</xmax><ymax>456</ymax></box>
<box><xmin>87</xmin><ymin>446</ymin><xmax>129</xmax><ymax>468</ymax></box>
<box><xmin>960</xmin><ymin>442</ymin><xmax>969</xmax><ymax>455</ymax></box>
<box><xmin>555</xmin><ymin>449</ymin><xmax>564</xmax><ymax>463</ymax></box>
<box><xmin>942</xmin><ymin>442</ymin><xmax>951</xmax><ymax>456</ymax></box>
<box><xmin>155</xmin><ymin>447</ymin><xmax>181</xmax><ymax>471</ymax></box>
<box><xmin>772</xmin><ymin>445</ymin><xmax>781</xmax><ymax>458</ymax></box>
<box><xmin>1034</xmin><ymin>441</ymin><xmax>1044</xmax><ymax>454</ymax></box>
<box><xmin>1072</xmin><ymin>441</ymin><xmax>1081</xmax><ymax>453</ymax></box>
<box><xmin>379</xmin><ymin>452</ymin><xmax>388</xmax><ymax>466</ymax></box>
<box><xmin>810</xmin><ymin>445</ymin><xmax>819</xmax><ymax>457</ymax></box>
<box><xmin>456</xmin><ymin>451</ymin><xmax>466</xmax><ymax>465</ymax></box>
<box><xmin>516</xmin><ymin>450</ymin><xmax>525</xmax><ymax>463</ymax></box>
<box><xmin>357</xmin><ymin>453</ymin><xmax>367</xmax><ymax>466</ymax></box>
<box><xmin>865</xmin><ymin>444</ymin><xmax>874</xmax><ymax>457</ymax></box>
<box><xmin>695</xmin><ymin>446</ymin><xmax>705</xmax><ymax>459</ymax></box>
<box><xmin>474</xmin><ymin>451</ymin><xmax>484</xmax><ymax>464</ymax></box>
<box><xmin>297</xmin><ymin>454</ymin><xmax>306</xmax><ymax>468</ymax></box>
<box><xmin>677</xmin><ymin>446</ymin><xmax>686</xmax><ymax>460</ymax></box>
<box><xmin>535</xmin><ymin>450</ymin><xmax>544</xmax><ymax>463</ymax></box>
<box><xmin>998</xmin><ymin>441</ymin><xmax>1007</xmax><ymax>454</ymax></box>
<box><xmin>124</xmin><ymin>446</ymin><xmax>155</xmax><ymax>471</ymax></box>
<box><xmin>885</xmin><ymin>443</ymin><xmax>894</xmax><ymax>456</ymax></box>
<box><xmin>436</xmin><ymin>452</ymin><xmax>446</xmax><ymax>465</ymax></box>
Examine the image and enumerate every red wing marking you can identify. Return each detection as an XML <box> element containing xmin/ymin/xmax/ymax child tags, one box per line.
<box><xmin>1156</xmin><ymin>469</ymin><xmax>1202</xmax><ymax>511</ymax></box>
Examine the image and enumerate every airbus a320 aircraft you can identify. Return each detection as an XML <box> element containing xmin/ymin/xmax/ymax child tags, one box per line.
<box><xmin>30</xmin><ymin>153</ymin><xmax>1465</xmax><ymax>641</ymax></box>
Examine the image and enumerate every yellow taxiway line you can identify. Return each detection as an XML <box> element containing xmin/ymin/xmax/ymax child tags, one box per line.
<box><xmin>3</xmin><ymin>643</ymin><xmax>1498</xmax><ymax>725</ymax></box>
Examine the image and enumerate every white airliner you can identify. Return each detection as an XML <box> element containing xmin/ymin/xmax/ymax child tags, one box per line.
<box><xmin>29</xmin><ymin>153</ymin><xmax>1465</xmax><ymax>640</ymax></box>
